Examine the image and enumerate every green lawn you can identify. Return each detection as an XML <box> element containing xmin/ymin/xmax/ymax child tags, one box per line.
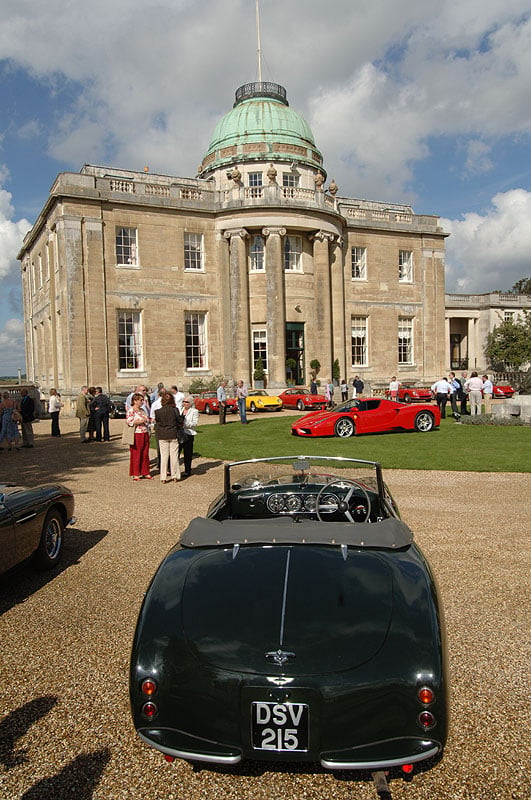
<box><xmin>193</xmin><ymin>414</ymin><xmax>531</xmax><ymax>472</ymax></box>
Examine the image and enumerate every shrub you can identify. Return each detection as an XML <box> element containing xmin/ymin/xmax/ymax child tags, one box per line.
<box><xmin>459</xmin><ymin>414</ymin><xmax>528</xmax><ymax>426</ymax></box>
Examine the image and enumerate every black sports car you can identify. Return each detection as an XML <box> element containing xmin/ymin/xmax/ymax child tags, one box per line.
<box><xmin>130</xmin><ymin>456</ymin><xmax>448</xmax><ymax>798</ymax></box>
<box><xmin>0</xmin><ymin>483</ymin><xmax>76</xmax><ymax>574</ymax></box>
<box><xmin>110</xmin><ymin>394</ymin><xmax>128</xmax><ymax>418</ymax></box>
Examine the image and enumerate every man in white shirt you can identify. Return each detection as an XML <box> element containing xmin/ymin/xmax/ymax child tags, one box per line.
<box><xmin>464</xmin><ymin>372</ymin><xmax>484</xmax><ymax>415</ymax></box>
<box><xmin>482</xmin><ymin>375</ymin><xmax>494</xmax><ymax>414</ymax></box>
<box><xmin>170</xmin><ymin>385</ymin><xmax>185</xmax><ymax>414</ymax></box>
<box><xmin>431</xmin><ymin>377</ymin><xmax>452</xmax><ymax>419</ymax></box>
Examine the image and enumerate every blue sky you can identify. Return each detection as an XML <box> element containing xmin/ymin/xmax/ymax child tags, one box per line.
<box><xmin>1</xmin><ymin>0</ymin><xmax>530</xmax><ymax>374</ymax></box>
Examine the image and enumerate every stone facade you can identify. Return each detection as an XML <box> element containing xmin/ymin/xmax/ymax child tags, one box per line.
<box><xmin>18</xmin><ymin>164</ymin><xmax>447</xmax><ymax>406</ymax></box>
<box><xmin>445</xmin><ymin>291</ymin><xmax>531</xmax><ymax>373</ymax></box>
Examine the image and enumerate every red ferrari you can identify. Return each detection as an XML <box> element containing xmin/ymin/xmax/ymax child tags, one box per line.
<box><xmin>278</xmin><ymin>388</ymin><xmax>327</xmax><ymax>411</ymax></box>
<box><xmin>291</xmin><ymin>397</ymin><xmax>440</xmax><ymax>438</ymax></box>
<box><xmin>193</xmin><ymin>391</ymin><xmax>238</xmax><ymax>415</ymax></box>
<box><xmin>384</xmin><ymin>384</ymin><xmax>432</xmax><ymax>403</ymax></box>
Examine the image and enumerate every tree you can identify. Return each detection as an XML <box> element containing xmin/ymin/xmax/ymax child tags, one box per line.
<box><xmin>253</xmin><ymin>357</ymin><xmax>265</xmax><ymax>383</ymax></box>
<box><xmin>510</xmin><ymin>277</ymin><xmax>531</xmax><ymax>295</ymax></box>
<box><xmin>485</xmin><ymin>311</ymin><xmax>531</xmax><ymax>370</ymax></box>
<box><xmin>309</xmin><ymin>359</ymin><xmax>321</xmax><ymax>378</ymax></box>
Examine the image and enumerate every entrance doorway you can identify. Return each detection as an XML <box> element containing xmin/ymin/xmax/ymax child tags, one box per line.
<box><xmin>286</xmin><ymin>323</ymin><xmax>304</xmax><ymax>385</ymax></box>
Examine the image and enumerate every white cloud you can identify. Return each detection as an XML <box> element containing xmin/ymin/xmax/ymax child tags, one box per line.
<box><xmin>0</xmin><ymin>318</ymin><xmax>25</xmax><ymax>375</ymax></box>
<box><xmin>1</xmin><ymin>1</ymin><xmax>530</xmax><ymax>201</ymax></box>
<box><xmin>443</xmin><ymin>189</ymin><xmax>531</xmax><ymax>292</ymax></box>
<box><xmin>0</xmin><ymin>181</ymin><xmax>31</xmax><ymax>281</ymax></box>
<box><xmin>0</xmin><ymin>170</ymin><xmax>31</xmax><ymax>373</ymax></box>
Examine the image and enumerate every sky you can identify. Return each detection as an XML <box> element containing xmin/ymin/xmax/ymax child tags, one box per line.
<box><xmin>0</xmin><ymin>0</ymin><xmax>530</xmax><ymax>374</ymax></box>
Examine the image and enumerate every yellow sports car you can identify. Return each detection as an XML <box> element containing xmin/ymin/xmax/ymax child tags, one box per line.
<box><xmin>245</xmin><ymin>389</ymin><xmax>283</xmax><ymax>412</ymax></box>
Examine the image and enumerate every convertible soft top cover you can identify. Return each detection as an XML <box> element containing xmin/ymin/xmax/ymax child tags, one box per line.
<box><xmin>180</xmin><ymin>515</ymin><xmax>414</xmax><ymax>550</ymax></box>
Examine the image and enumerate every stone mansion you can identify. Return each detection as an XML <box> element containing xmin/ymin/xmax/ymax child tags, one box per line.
<box><xmin>18</xmin><ymin>81</ymin><xmax>448</xmax><ymax>401</ymax></box>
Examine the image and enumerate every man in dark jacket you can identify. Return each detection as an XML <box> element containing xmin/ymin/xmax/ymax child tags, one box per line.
<box><xmin>19</xmin><ymin>388</ymin><xmax>35</xmax><ymax>448</ymax></box>
<box><xmin>91</xmin><ymin>387</ymin><xmax>112</xmax><ymax>442</ymax></box>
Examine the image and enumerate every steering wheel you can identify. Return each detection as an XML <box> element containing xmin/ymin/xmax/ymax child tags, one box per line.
<box><xmin>316</xmin><ymin>479</ymin><xmax>372</xmax><ymax>524</ymax></box>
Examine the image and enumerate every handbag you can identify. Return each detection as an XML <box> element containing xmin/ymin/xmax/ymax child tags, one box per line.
<box><xmin>12</xmin><ymin>409</ymin><xmax>23</xmax><ymax>423</ymax></box>
<box><xmin>121</xmin><ymin>421</ymin><xmax>135</xmax><ymax>445</ymax></box>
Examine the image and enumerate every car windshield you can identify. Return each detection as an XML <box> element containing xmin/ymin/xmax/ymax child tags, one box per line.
<box><xmin>226</xmin><ymin>455</ymin><xmax>382</xmax><ymax>495</ymax></box>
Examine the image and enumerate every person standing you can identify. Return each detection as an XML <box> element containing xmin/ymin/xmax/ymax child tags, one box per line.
<box><xmin>388</xmin><ymin>376</ymin><xmax>400</xmax><ymax>401</ymax></box>
<box><xmin>340</xmin><ymin>378</ymin><xmax>348</xmax><ymax>402</ymax></box>
<box><xmin>217</xmin><ymin>380</ymin><xmax>227</xmax><ymax>424</ymax></box>
<box><xmin>180</xmin><ymin>397</ymin><xmax>199</xmax><ymax>477</ymax></box>
<box><xmin>150</xmin><ymin>382</ymin><xmax>164</xmax><ymax>405</ymax></box>
<box><xmin>0</xmin><ymin>392</ymin><xmax>21</xmax><ymax>451</ymax></box>
<box><xmin>465</xmin><ymin>372</ymin><xmax>484</xmax><ymax>415</ymax></box>
<box><xmin>76</xmin><ymin>385</ymin><xmax>91</xmax><ymax>442</ymax></box>
<box><xmin>431</xmin><ymin>376</ymin><xmax>452</xmax><ymax>419</ymax></box>
<box><xmin>126</xmin><ymin>393</ymin><xmax>153</xmax><ymax>480</ymax></box>
<box><xmin>154</xmin><ymin>391</ymin><xmax>181</xmax><ymax>483</ymax></box>
<box><xmin>48</xmin><ymin>389</ymin><xmax>63</xmax><ymax>437</ymax></box>
<box><xmin>310</xmin><ymin>378</ymin><xmax>318</xmax><ymax>395</ymax></box>
<box><xmin>460</xmin><ymin>373</ymin><xmax>469</xmax><ymax>415</ymax></box>
<box><xmin>170</xmin><ymin>385</ymin><xmax>185</xmax><ymax>414</ymax></box>
<box><xmin>448</xmin><ymin>372</ymin><xmax>462</xmax><ymax>417</ymax></box>
<box><xmin>91</xmin><ymin>387</ymin><xmax>112</xmax><ymax>441</ymax></box>
<box><xmin>352</xmin><ymin>375</ymin><xmax>364</xmax><ymax>398</ymax></box>
<box><xmin>19</xmin><ymin>388</ymin><xmax>35</xmax><ymax>448</ymax></box>
<box><xmin>482</xmin><ymin>375</ymin><xmax>494</xmax><ymax>414</ymax></box>
<box><xmin>236</xmin><ymin>380</ymin><xmax>248</xmax><ymax>424</ymax></box>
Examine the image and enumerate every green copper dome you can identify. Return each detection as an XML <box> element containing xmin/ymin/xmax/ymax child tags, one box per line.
<box><xmin>198</xmin><ymin>82</ymin><xmax>325</xmax><ymax>177</ymax></box>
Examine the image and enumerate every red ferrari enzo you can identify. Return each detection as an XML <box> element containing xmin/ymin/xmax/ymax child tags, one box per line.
<box><xmin>291</xmin><ymin>397</ymin><xmax>440</xmax><ymax>438</ymax></box>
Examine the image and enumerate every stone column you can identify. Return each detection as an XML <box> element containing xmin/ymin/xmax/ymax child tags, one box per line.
<box><xmin>263</xmin><ymin>227</ymin><xmax>286</xmax><ymax>389</ymax></box>
<box><xmin>330</xmin><ymin>235</ymin><xmax>346</xmax><ymax>379</ymax></box>
<box><xmin>224</xmin><ymin>228</ymin><xmax>251</xmax><ymax>382</ymax></box>
<box><xmin>310</xmin><ymin>231</ymin><xmax>335</xmax><ymax>379</ymax></box>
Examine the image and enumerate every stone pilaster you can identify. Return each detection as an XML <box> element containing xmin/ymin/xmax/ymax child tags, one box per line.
<box><xmin>224</xmin><ymin>228</ymin><xmax>251</xmax><ymax>382</ymax></box>
<box><xmin>330</xmin><ymin>235</ymin><xmax>346</xmax><ymax>379</ymax></box>
<box><xmin>263</xmin><ymin>226</ymin><xmax>286</xmax><ymax>388</ymax></box>
<box><xmin>310</xmin><ymin>231</ymin><xmax>335</xmax><ymax>379</ymax></box>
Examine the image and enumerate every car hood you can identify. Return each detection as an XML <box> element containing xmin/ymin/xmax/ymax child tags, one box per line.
<box><xmin>295</xmin><ymin>409</ymin><xmax>333</xmax><ymax>426</ymax></box>
<box><xmin>181</xmin><ymin>546</ymin><xmax>393</xmax><ymax>675</ymax></box>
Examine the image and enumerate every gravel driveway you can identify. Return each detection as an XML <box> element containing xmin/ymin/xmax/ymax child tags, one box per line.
<box><xmin>0</xmin><ymin>416</ymin><xmax>529</xmax><ymax>799</ymax></box>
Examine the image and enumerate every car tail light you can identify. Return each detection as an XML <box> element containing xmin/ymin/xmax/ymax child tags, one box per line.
<box><xmin>164</xmin><ymin>755</ymin><xmax>175</xmax><ymax>763</ymax></box>
<box><xmin>417</xmin><ymin>710</ymin><xmax>436</xmax><ymax>730</ymax></box>
<box><xmin>141</xmin><ymin>678</ymin><xmax>157</xmax><ymax>696</ymax></box>
<box><xmin>142</xmin><ymin>702</ymin><xmax>158</xmax><ymax>718</ymax></box>
<box><xmin>402</xmin><ymin>764</ymin><xmax>414</xmax><ymax>774</ymax></box>
<box><xmin>418</xmin><ymin>686</ymin><xmax>435</xmax><ymax>705</ymax></box>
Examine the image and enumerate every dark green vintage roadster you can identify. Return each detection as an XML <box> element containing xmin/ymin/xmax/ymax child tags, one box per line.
<box><xmin>130</xmin><ymin>456</ymin><xmax>448</xmax><ymax>799</ymax></box>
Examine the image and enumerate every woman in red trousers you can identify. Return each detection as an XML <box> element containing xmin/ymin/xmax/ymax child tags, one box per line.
<box><xmin>126</xmin><ymin>393</ymin><xmax>153</xmax><ymax>481</ymax></box>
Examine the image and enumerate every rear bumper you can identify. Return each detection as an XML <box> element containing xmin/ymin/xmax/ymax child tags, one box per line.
<box><xmin>321</xmin><ymin>740</ymin><xmax>441</xmax><ymax>770</ymax></box>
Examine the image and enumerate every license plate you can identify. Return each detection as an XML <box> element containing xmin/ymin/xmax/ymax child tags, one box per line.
<box><xmin>251</xmin><ymin>701</ymin><xmax>309</xmax><ymax>752</ymax></box>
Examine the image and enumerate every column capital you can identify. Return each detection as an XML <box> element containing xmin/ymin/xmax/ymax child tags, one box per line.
<box><xmin>262</xmin><ymin>226</ymin><xmax>286</xmax><ymax>238</ymax></box>
<box><xmin>223</xmin><ymin>227</ymin><xmax>249</xmax><ymax>241</ymax></box>
<box><xmin>309</xmin><ymin>230</ymin><xmax>335</xmax><ymax>244</ymax></box>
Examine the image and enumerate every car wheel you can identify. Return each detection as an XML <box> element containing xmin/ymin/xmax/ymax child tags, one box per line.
<box><xmin>414</xmin><ymin>411</ymin><xmax>435</xmax><ymax>432</ymax></box>
<box><xmin>36</xmin><ymin>509</ymin><xmax>64</xmax><ymax>569</ymax></box>
<box><xmin>297</xmin><ymin>400</ymin><xmax>304</xmax><ymax>411</ymax></box>
<box><xmin>334</xmin><ymin>417</ymin><xmax>355</xmax><ymax>438</ymax></box>
<box><xmin>205</xmin><ymin>404</ymin><xmax>212</xmax><ymax>415</ymax></box>
<box><xmin>250</xmin><ymin>402</ymin><xmax>257</xmax><ymax>412</ymax></box>
<box><xmin>403</xmin><ymin>393</ymin><xmax>412</xmax><ymax>403</ymax></box>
